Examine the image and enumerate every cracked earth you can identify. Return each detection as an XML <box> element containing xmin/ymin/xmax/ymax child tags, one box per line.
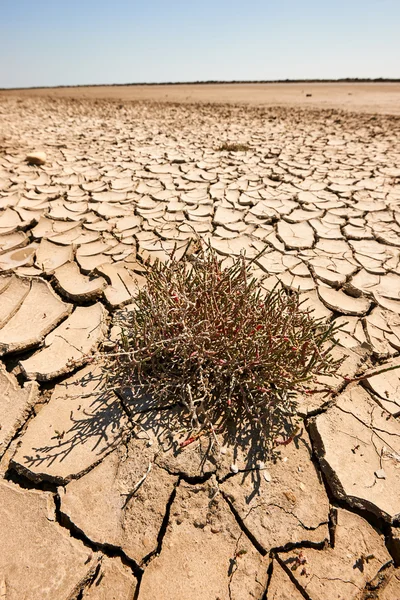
<box><xmin>0</xmin><ymin>91</ymin><xmax>400</xmax><ymax>599</ymax></box>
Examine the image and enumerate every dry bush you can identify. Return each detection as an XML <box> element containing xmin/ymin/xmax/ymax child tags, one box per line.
<box><xmin>217</xmin><ymin>142</ymin><xmax>250</xmax><ymax>152</ymax></box>
<box><xmin>107</xmin><ymin>250</ymin><xmax>342</xmax><ymax>452</ymax></box>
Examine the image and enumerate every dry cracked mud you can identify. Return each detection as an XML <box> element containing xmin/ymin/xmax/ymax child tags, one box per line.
<box><xmin>0</xmin><ymin>91</ymin><xmax>400</xmax><ymax>599</ymax></box>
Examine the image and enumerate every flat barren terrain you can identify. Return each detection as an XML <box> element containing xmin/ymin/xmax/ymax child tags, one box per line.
<box><xmin>0</xmin><ymin>91</ymin><xmax>400</xmax><ymax>599</ymax></box>
<box><xmin>3</xmin><ymin>81</ymin><xmax>400</xmax><ymax>114</ymax></box>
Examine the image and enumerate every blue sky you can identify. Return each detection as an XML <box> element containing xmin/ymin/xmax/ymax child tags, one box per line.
<box><xmin>1</xmin><ymin>0</ymin><xmax>399</xmax><ymax>88</ymax></box>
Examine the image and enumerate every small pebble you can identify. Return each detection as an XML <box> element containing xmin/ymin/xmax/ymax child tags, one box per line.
<box><xmin>26</xmin><ymin>151</ymin><xmax>46</xmax><ymax>166</ymax></box>
<box><xmin>194</xmin><ymin>519</ymin><xmax>205</xmax><ymax>529</ymax></box>
<box><xmin>230</xmin><ymin>463</ymin><xmax>239</xmax><ymax>474</ymax></box>
<box><xmin>263</xmin><ymin>470</ymin><xmax>272</xmax><ymax>482</ymax></box>
<box><xmin>375</xmin><ymin>469</ymin><xmax>386</xmax><ymax>479</ymax></box>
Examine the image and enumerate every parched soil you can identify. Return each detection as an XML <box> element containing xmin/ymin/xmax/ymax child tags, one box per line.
<box><xmin>2</xmin><ymin>81</ymin><xmax>400</xmax><ymax>115</ymax></box>
<box><xmin>0</xmin><ymin>91</ymin><xmax>400</xmax><ymax>599</ymax></box>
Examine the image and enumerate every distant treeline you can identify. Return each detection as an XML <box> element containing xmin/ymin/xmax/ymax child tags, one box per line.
<box><xmin>1</xmin><ymin>78</ymin><xmax>400</xmax><ymax>91</ymax></box>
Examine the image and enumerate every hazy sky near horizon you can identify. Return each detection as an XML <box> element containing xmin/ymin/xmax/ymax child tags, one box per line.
<box><xmin>1</xmin><ymin>0</ymin><xmax>399</xmax><ymax>88</ymax></box>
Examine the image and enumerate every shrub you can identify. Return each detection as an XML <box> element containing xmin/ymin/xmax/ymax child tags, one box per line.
<box><xmin>217</xmin><ymin>142</ymin><xmax>250</xmax><ymax>152</ymax></box>
<box><xmin>107</xmin><ymin>250</ymin><xmax>342</xmax><ymax>453</ymax></box>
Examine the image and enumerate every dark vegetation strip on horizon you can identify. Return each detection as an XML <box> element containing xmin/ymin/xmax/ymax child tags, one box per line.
<box><xmin>1</xmin><ymin>78</ymin><xmax>400</xmax><ymax>91</ymax></box>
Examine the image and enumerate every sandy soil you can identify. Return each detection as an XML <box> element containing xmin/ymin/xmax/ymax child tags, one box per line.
<box><xmin>2</xmin><ymin>82</ymin><xmax>400</xmax><ymax>115</ymax></box>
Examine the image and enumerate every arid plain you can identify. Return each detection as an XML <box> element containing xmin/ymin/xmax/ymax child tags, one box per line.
<box><xmin>1</xmin><ymin>83</ymin><xmax>400</xmax><ymax>599</ymax></box>
<box><xmin>5</xmin><ymin>81</ymin><xmax>400</xmax><ymax>114</ymax></box>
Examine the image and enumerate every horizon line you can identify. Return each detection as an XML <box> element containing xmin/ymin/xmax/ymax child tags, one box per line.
<box><xmin>1</xmin><ymin>77</ymin><xmax>400</xmax><ymax>91</ymax></box>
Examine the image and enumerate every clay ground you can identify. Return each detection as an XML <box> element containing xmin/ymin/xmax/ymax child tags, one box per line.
<box><xmin>0</xmin><ymin>85</ymin><xmax>400</xmax><ymax>599</ymax></box>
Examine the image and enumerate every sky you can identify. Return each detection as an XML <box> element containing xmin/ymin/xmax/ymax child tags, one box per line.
<box><xmin>0</xmin><ymin>0</ymin><xmax>399</xmax><ymax>88</ymax></box>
